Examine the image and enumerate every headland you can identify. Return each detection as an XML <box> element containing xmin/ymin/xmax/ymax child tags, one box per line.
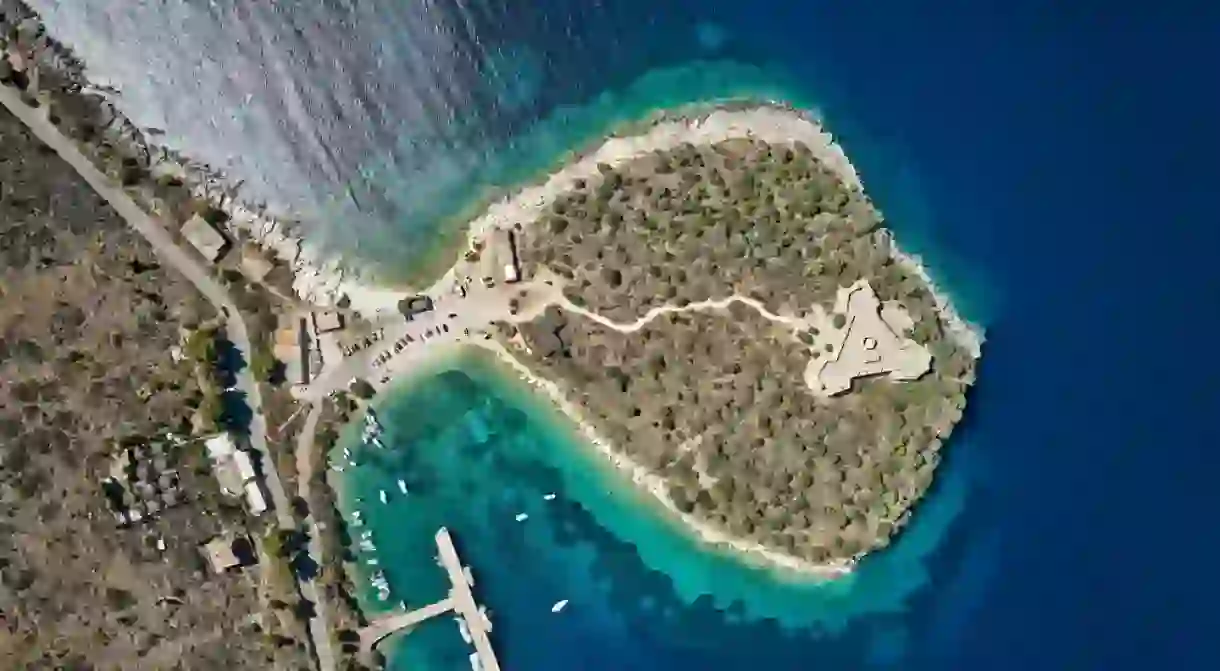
<box><xmin>305</xmin><ymin>104</ymin><xmax>983</xmax><ymax>578</ymax></box>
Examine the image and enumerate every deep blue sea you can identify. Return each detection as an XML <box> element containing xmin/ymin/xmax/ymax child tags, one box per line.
<box><xmin>29</xmin><ymin>0</ymin><xmax>1220</xmax><ymax>668</ymax></box>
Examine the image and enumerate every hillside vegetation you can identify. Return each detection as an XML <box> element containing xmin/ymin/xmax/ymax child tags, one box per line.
<box><xmin>505</xmin><ymin>136</ymin><xmax>977</xmax><ymax>565</ymax></box>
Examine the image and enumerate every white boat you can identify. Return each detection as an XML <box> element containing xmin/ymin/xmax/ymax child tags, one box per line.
<box><xmin>469</xmin><ymin>652</ymin><xmax>482</xmax><ymax>671</ymax></box>
<box><xmin>463</xmin><ymin>566</ymin><xmax>475</xmax><ymax>587</ymax></box>
<box><xmin>514</xmin><ymin>512</ymin><xmax>529</xmax><ymax>522</ymax></box>
<box><xmin>551</xmin><ymin>599</ymin><xmax>568</xmax><ymax>613</ymax></box>
<box><xmin>379</xmin><ymin>490</ymin><xmax>388</xmax><ymax>504</ymax></box>
<box><xmin>479</xmin><ymin>605</ymin><xmax>492</xmax><ymax>632</ymax></box>
<box><xmin>397</xmin><ymin>479</ymin><xmax>408</xmax><ymax>494</ymax></box>
<box><xmin>366</xmin><ymin>558</ymin><xmax>378</xmax><ymax>566</ymax></box>
<box><xmin>370</xmin><ymin>435</ymin><xmax>386</xmax><ymax>450</ymax></box>
<box><xmin>331</xmin><ymin>464</ymin><xmax>345</xmax><ymax>472</ymax></box>
<box><xmin>543</xmin><ymin>493</ymin><xmax>556</xmax><ymax>501</ymax></box>
<box><xmin>370</xmin><ymin>571</ymin><xmax>391</xmax><ymax>601</ymax></box>
<box><xmin>457</xmin><ymin>617</ymin><xmax>472</xmax><ymax>643</ymax></box>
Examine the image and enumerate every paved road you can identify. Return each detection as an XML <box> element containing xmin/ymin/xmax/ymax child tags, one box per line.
<box><xmin>0</xmin><ymin>82</ymin><xmax>331</xmax><ymax>669</ymax></box>
<box><xmin>295</xmin><ymin>403</ymin><xmax>337</xmax><ymax>671</ymax></box>
<box><xmin>302</xmin><ymin>281</ymin><xmax>552</xmax><ymax>403</ymax></box>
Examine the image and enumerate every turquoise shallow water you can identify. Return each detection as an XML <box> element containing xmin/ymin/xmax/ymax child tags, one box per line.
<box><xmin>335</xmin><ymin>347</ymin><xmax>983</xmax><ymax>670</ymax></box>
<box><xmin>329</xmin><ymin>55</ymin><xmax>997</xmax><ymax>671</ymax></box>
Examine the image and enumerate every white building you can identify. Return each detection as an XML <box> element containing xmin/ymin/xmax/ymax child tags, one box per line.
<box><xmin>233</xmin><ymin>449</ymin><xmax>257</xmax><ymax>482</ymax></box>
<box><xmin>180</xmin><ymin>215</ymin><xmax>228</xmax><ymax>263</ymax></box>
<box><xmin>312</xmin><ymin>310</ymin><xmax>345</xmax><ymax>334</ymax></box>
<box><xmin>205</xmin><ymin>433</ymin><xmax>237</xmax><ymax>460</ymax></box>
<box><xmin>243</xmin><ymin>481</ymin><xmax>267</xmax><ymax>516</ymax></box>
<box><xmin>204</xmin><ymin>433</ymin><xmax>265</xmax><ymax>515</ymax></box>
<box><xmin>493</xmin><ymin>228</ymin><xmax>522</xmax><ymax>284</ymax></box>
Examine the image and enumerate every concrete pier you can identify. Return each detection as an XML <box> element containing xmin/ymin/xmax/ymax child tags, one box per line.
<box><xmin>436</xmin><ymin>527</ymin><xmax>500</xmax><ymax>671</ymax></box>
<box><xmin>357</xmin><ymin>528</ymin><xmax>501</xmax><ymax>670</ymax></box>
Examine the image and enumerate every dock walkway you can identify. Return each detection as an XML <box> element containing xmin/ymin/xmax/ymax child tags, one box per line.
<box><xmin>357</xmin><ymin>529</ymin><xmax>500</xmax><ymax>671</ymax></box>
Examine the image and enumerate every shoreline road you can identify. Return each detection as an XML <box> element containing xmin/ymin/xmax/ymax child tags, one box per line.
<box><xmin>296</xmin><ymin>403</ymin><xmax>337</xmax><ymax>671</ymax></box>
<box><xmin>0</xmin><ymin>82</ymin><xmax>333</xmax><ymax>670</ymax></box>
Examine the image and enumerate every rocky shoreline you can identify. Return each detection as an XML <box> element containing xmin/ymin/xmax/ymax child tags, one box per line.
<box><xmin>4</xmin><ymin>0</ymin><xmax>982</xmax><ymax>578</ymax></box>
<box><xmin>0</xmin><ymin>7</ymin><xmax>989</xmax><ymax>352</ymax></box>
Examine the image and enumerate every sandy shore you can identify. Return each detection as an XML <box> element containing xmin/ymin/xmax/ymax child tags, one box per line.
<box><xmin>471</xmin><ymin>339</ymin><xmax>855</xmax><ymax>579</ymax></box>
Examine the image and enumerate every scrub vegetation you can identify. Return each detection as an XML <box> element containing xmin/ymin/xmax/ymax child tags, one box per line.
<box><xmin>0</xmin><ymin>103</ymin><xmax>281</xmax><ymax>667</ymax></box>
<box><xmin>505</xmin><ymin>138</ymin><xmax>978</xmax><ymax>565</ymax></box>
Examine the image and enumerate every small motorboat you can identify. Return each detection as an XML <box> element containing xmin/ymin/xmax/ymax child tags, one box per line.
<box><xmin>543</xmin><ymin>493</ymin><xmax>556</xmax><ymax>501</ymax></box>
<box><xmin>551</xmin><ymin>599</ymin><xmax>568</xmax><ymax>613</ymax></box>
<box><xmin>379</xmin><ymin>490</ymin><xmax>388</xmax><ymax>504</ymax></box>
<box><xmin>515</xmin><ymin>512</ymin><xmax>529</xmax><ymax>522</ymax></box>
<box><xmin>397</xmin><ymin>479</ymin><xmax>408</xmax><ymax>494</ymax></box>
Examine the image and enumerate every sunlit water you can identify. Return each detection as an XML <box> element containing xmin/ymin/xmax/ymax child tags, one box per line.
<box><xmin>335</xmin><ymin>350</ymin><xmax>982</xmax><ymax>670</ymax></box>
<box><xmin>26</xmin><ymin>1</ymin><xmax>1220</xmax><ymax>669</ymax></box>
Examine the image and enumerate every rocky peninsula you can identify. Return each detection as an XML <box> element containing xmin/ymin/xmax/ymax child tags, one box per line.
<box><xmin>370</xmin><ymin>105</ymin><xmax>984</xmax><ymax>575</ymax></box>
<box><xmin>486</xmin><ymin>109</ymin><xmax>983</xmax><ymax>572</ymax></box>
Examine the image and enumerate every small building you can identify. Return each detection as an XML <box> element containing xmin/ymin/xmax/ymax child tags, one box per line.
<box><xmin>493</xmin><ymin>228</ymin><xmax>522</xmax><ymax>284</ymax></box>
<box><xmin>233</xmin><ymin>449</ymin><xmax>257</xmax><ymax>482</ymax></box>
<box><xmin>397</xmin><ymin>295</ymin><xmax>434</xmax><ymax>320</ymax></box>
<box><xmin>204</xmin><ymin>432</ymin><xmax>266</xmax><ymax>513</ymax></box>
<box><xmin>240</xmin><ymin>243</ymin><xmax>275</xmax><ymax>282</ymax></box>
<box><xmin>214</xmin><ymin>459</ymin><xmax>246</xmax><ymax>497</ymax></box>
<box><xmin>205</xmin><ymin>433</ymin><xmax>237</xmax><ymax>460</ymax></box>
<box><xmin>201</xmin><ymin>533</ymin><xmax>258</xmax><ymax>574</ymax></box>
<box><xmin>180</xmin><ymin>215</ymin><xmax>229</xmax><ymax>263</ymax></box>
<box><xmin>202</xmin><ymin>537</ymin><xmax>239</xmax><ymax>573</ymax></box>
<box><xmin>243</xmin><ymin>481</ymin><xmax>267</xmax><ymax>516</ymax></box>
<box><xmin>312</xmin><ymin>310</ymin><xmax>345</xmax><ymax>334</ymax></box>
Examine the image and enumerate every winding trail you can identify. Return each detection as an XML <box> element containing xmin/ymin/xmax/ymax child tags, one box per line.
<box><xmin>557</xmin><ymin>294</ymin><xmax>810</xmax><ymax>334</ymax></box>
<box><xmin>0</xmin><ymin>81</ymin><xmax>334</xmax><ymax>671</ymax></box>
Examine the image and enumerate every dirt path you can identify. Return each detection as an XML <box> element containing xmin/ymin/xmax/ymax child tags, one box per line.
<box><xmin>558</xmin><ymin>294</ymin><xmax>810</xmax><ymax>334</ymax></box>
